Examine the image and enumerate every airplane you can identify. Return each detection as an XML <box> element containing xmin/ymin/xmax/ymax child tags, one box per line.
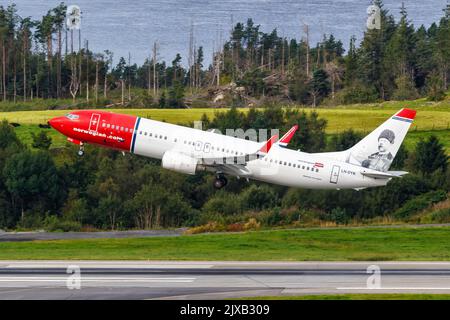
<box><xmin>49</xmin><ymin>108</ymin><xmax>416</xmax><ymax>190</ymax></box>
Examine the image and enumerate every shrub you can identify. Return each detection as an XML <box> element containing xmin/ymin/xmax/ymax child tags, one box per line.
<box><xmin>329</xmin><ymin>207</ymin><xmax>349</xmax><ymax>225</ymax></box>
<box><xmin>428</xmin><ymin>208</ymin><xmax>450</xmax><ymax>223</ymax></box>
<box><xmin>243</xmin><ymin>218</ymin><xmax>261</xmax><ymax>231</ymax></box>
<box><xmin>44</xmin><ymin>215</ymin><xmax>82</xmax><ymax>232</ymax></box>
<box><xmin>393</xmin><ymin>190</ymin><xmax>448</xmax><ymax>219</ymax></box>
<box><xmin>240</xmin><ymin>185</ymin><xmax>279</xmax><ymax>211</ymax></box>
<box><xmin>335</xmin><ymin>83</ymin><xmax>378</xmax><ymax>104</ymax></box>
<box><xmin>184</xmin><ymin>222</ymin><xmax>226</xmax><ymax>234</ymax></box>
<box><xmin>226</xmin><ymin>223</ymin><xmax>245</xmax><ymax>232</ymax></box>
<box><xmin>202</xmin><ymin>192</ymin><xmax>242</xmax><ymax>216</ymax></box>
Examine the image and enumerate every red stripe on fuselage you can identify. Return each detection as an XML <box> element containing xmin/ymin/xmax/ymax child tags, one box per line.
<box><xmin>56</xmin><ymin>110</ymin><xmax>138</xmax><ymax>152</ymax></box>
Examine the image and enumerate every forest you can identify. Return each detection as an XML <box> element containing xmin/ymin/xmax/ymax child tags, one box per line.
<box><xmin>0</xmin><ymin>1</ymin><xmax>449</xmax><ymax>109</ymax></box>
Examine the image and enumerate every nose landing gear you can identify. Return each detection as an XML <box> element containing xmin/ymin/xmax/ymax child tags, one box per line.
<box><xmin>213</xmin><ymin>174</ymin><xmax>228</xmax><ymax>189</ymax></box>
<box><xmin>78</xmin><ymin>143</ymin><xmax>85</xmax><ymax>157</ymax></box>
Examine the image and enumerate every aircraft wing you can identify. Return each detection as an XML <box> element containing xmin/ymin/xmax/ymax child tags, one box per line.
<box><xmin>195</xmin><ymin>134</ymin><xmax>279</xmax><ymax>176</ymax></box>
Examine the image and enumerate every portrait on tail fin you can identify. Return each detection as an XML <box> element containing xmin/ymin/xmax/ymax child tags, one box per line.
<box><xmin>361</xmin><ymin>129</ymin><xmax>395</xmax><ymax>172</ymax></box>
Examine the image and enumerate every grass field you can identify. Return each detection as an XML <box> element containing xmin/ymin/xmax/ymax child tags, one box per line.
<box><xmin>1</xmin><ymin>226</ymin><xmax>450</xmax><ymax>260</ymax></box>
<box><xmin>2</xmin><ymin>106</ymin><xmax>449</xmax><ymax>152</ymax></box>
<box><xmin>238</xmin><ymin>294</ymin><xmax>450</xmax><ymax>300</ymax></box>
<box><xmin>1</xmin><ymin>107</ymin><xmax>449</xmax><ymax>131</ymax></box>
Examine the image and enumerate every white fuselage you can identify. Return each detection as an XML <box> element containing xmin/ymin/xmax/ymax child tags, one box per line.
<box><xmin>132</xmin><ymin>117</ymin><xmax>388</xmax><ymax>190</ymax></box>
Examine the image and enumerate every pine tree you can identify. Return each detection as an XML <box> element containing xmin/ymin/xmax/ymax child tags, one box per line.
<box><xmin>413</xmin><ymin>136</ymin><xmax>449</xmax><ymax>175</ymax></box>
<box><xmin>358</xmin><ymin>0</ymin><xmax>396</xmax><ymax>100</ymax></box>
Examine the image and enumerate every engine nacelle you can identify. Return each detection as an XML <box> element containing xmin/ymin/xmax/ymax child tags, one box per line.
<box><xmin>161</xmin><ymin>151</ymin><xmax>199</xmax><ymax>175</ymax></box>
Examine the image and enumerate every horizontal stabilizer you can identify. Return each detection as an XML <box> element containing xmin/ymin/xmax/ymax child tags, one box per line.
<box><xmin>361</xmin><ymin>170</ymin><xmax>408</xmax><ymax>179</ymax></box>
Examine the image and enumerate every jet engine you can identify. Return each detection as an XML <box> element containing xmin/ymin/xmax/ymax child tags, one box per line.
<box><xmin>162</xmin><ymin>151</ymin><xmax>199</xmax><ymax>175</ymax></box>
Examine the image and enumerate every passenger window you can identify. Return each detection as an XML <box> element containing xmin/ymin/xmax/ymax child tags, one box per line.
<box><xmin>102</xmin><ymin>123</ymin><xmax>106</xmax><ymax>128</ymax></box>
<box><xmin>149</xmin><ymin>133</ymin><xmax>152</xmax><ymax>137</ymax></box>
<box><xmin>121</xmin><ymin>126</ymin><xmax>124</xmax><ymax>131</ymax></box>
<box><xmin>302</xmin><ymin>166</ymin><xmax>305</xmax><ymax>169</ymax></box>
<box><xmin>107</xmin><ymin>124</ymin><xmax>111</xmax><ymax>128</ymax></box>
<box><xmin>144</xmin><ymin>132</ymin><xmax>148</xmax><ymax>136</ymax></box>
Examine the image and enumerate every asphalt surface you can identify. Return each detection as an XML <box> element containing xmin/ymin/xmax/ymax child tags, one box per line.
<box><xmin>1</xmin><ymin>261</ymin><xmax>450</xmax><ymax>299</ymax></box>
<box><xmin>2</xmin><ymin>223</ymin><xmax>449</xmax><ymax>242</ymax></box>
<box><xmin>0</xmin><ymin>230</ymin><xmax>184</xmax><ymax>242</ymax></box>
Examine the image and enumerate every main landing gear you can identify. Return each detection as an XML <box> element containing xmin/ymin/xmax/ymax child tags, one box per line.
<box><xmin>213</xmin><ymin>173</ymin><xmax>228</xmax><ymax>190</ymax></box>
<box><xmin>78</xmin><ymin>143</ymin><xmax>85</xmax><ymax>157</ymax></box>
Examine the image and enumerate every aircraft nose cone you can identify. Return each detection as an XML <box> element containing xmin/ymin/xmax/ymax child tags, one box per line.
<box><xmin>48</xmin><ymin>117</ymin><xmax>64</xmax><ymax>131</ymax></box>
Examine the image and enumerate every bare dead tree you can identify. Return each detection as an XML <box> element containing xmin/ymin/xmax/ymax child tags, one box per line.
<box><xmin>153</xmin><ymin>41</ymin><xmax>158</xmax><ymax>97</ymax></box>
<box><xmin>86</xmin><ymin>40</ymin><xmax>89</xmax><ymax>102</ymax></box>
<box><xmin>303</xmin><ymin>23</ymin><xmax>310</xmax><ymax>78</ymax></box>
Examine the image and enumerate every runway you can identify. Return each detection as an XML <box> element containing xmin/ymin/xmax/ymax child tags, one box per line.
<box><xmin>1</xmin><ymin>261</ymin><xmax>450</xmax><ymax>299</ymax></box>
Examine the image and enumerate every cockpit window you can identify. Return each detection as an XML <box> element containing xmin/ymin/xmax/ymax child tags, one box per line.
<box><xmin>65</xmin><ymin>113</ymin><xmax>79</xmax><ymax>120</ymax></box>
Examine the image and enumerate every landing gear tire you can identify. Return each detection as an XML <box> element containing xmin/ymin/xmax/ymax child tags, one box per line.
<box><xmin>78</xmin><ymin>144</ymin><xmax>85</xmax><ymax>157</ymax></box>
<box><xmin>213</xmin><ymin>175</ymin><xmax>228</xmax><ymax>189</ymax></box>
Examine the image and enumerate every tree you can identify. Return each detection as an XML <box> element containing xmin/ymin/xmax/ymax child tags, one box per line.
<box><xmin>128</xmin><ymin>184</ymin><xmax>190</xmax><ymax>229</ymax></box>
<box><xmin>0</xmin><ymin>120</ymin><xmax>22</xmax><ymax>150</ymax></box>
<box><xmin>426</xmin><ymin>70</ymin><xmax>446</xmax><ymax>101</ymax></box>
<box><xmin>309</xmin><ymin>68</ymin><xmax>330</xmax><ymax>106</ymax></box>
<box><xmin>52</xmin><ymin>3</ymin><xmax>67</xmax><ymax>98</ymax></box>
<box><xmin>328</xmin><ymin>129</ymin><xmax>363</xmax><ymax>151</ymax></box>
<box><xmin>358</xmin><ymin>0</ymin><xmax>396</xmax><ymax>100</ymax></box>
<box><xmin>240</xmin><ymin>185</ymin><xmax>279</xmax><ymax>211</ymax></box>
<box><xmin>0</xmin><ymin>120</ymin><xmax>24</xmax><ymax>171</ymax></box>
<box><xmin>31</xmin><ymin>131</ymin><xmax>52</xmax><ymax>150</ymax></box>
<box><xmin>167</xmin><ymin>80</ymin><xmax>185</xmax><ymax>108</ymax></box>
<box><xmin>392</xmin><ymin>74</ymin><xmax>418</xmax><ymax>100</ymax></box>
<box><xmin>413</xmin><ymin>136</ymin><xmax>448</xmax><ymax>175</ymax></box>
<box><xmin>35</xmin><ymin>11</ymin><xmax>55</xmax><ymax>97</ymax></box>
<box><xmin>3</xmin><ymin>150</ymin><xmax>63</xmax><ymax>220</ymax></box>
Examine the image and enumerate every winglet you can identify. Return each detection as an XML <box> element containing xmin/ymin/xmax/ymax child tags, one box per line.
<box><xmin>259</xmin><ymin>134</ymin><xmax>279</xmax><ymax>154</ymax></box>
<box><xmin>278</xmin><ymin>125</ymin><xmax>298</xmax><ymax>147</ymax></box>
